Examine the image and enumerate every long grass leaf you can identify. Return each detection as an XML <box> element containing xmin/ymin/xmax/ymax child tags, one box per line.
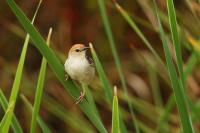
<box><xmin>0</xmin><ymin>1</ymin><xmax>42</xmax><ymax>132</ymax></box>
<box><xmin>89</xmin><ymin>43</ymin><xmax>127</xmax><ymax>133</ymax></box>
<box><xmin>6</xmin><ymin>0</ymin><xmax>107</xmax><ymax>132</ymax></box>
<box><xmin>113</xmin><ymin>1</ymin><xmax>165</xmax><ymax>69</ymax></box>
<box><xmin>111</xmin><ymin>86</ymin><xmax>119</xmax><ymax>133</ymax></box>
<box><xmin>155</xmin><ymin>38</ymin><xmax>199</xmax><ymax>133</ymax></box>
<box><xmin>0</xmin><ymin>90</ymin><xmax>23</xmax><ymax>133</ymax></box>
<box><xmin>82</xmin><ymin>83</ymin><xmax>100</xmax><ymax>118</ymax></box>
<box><xmin>89</xmin><ymin>43</ymin><xmax>112</xmax><ymax>103</ymax></box>
<box><xmin>30</xmin><ymin>28</ymin><xmax>52</xmax><ymax>133</ymax></box>
<box><xmin>0</xmin><ymin>101</ymin><xmax>15</xmax><ymax>131</ymax></box>
<box><xmin>166</xmin><ymin>0</ymin><xmax>195</xmax><ymax>131</ymax></box>
<box><xmin>96</xmin><ymin>0</ymin><xmax>139</xmax><ymax>132</ymax></box>
<box><xmin>167</xmin><ymin>0</ymin><xmax>184</xmax><ymax>84</ymax></box>
<box><xmin>153</xmin><ymin>1</ymin><xmax>194</xmax><ymax>132</ymax></box>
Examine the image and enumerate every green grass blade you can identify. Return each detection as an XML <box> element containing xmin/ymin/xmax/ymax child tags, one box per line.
<box><xmin>112</xmin><ymin>86</ymin><xmax>119</xmax><ymax>133</ymax></box>
<box><xmin>20</xmin><ymin>94</ymin><xmax>51</xmax><ymax>133</ymax></box>
<box><xmin>153</xmin><ymin>1</ymin><xmax>194</xmax><ymax>132</ymax></box>
<box><xmin>0</xmin><ymin>90</ymin><xmax>23</xmax><ymax>133</ymax></box>
<box><xmin>6</xmin><ymin>1</ymin><xmax>107</xmax><ymax>132</ymax></box>
<box><xmin>82</xmin><ymin>83</ymin><xmax>100</xmax><ymax>118</ymax></box>
<box><xmin>155</xmin><ymin>42</ymin><xmax>199</xmax><ymax>133</ymax></box>
<box><xmin>167</xmin><ymin>0</ymin><xmax>184</xmax><ymax>83</ymax></box>
<box><xmin>0</xmin><ymin>1</ymin><xmax>42</xmax><ymax>132</ymax></box>
<box><xmin>0</xmin><ymin>101</ymin><xmax>15</xmax><ymax>131</ymax></box>
<box><xmin>89</xmin><ymin>43</ymin><xmax>112</xmax><ymax>104</ymax></box>
<box><xmin>96</xmin><ymin>0</ymin><xmax>139</xmax><ymax>132</ymax></box>
<box><xmin>37</xmin><ymin>117</ymin><xmax>51</xmax><ymax>133</ymax></box>
<box><xmin>113</xmin><ymin>2</ymin><xmax>165</xmax><ymax>69</ymax></box>
<box><xmin>30</xmin><ymin>28</ymin><xmax>52</xmax><ymax>133</ymax></box>
<box><xmin>89</xmin><ymin>43</ymin><xmax>127</xmax><ymax>133</ymax></box>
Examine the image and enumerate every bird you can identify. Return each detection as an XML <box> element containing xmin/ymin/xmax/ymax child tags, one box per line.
<box><xmin>64</xmin><ymin>44</ymin><xmax>95</xmax><ymax>104</ymax></box>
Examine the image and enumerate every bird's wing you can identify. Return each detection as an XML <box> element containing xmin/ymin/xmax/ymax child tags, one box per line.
<box><xmin>86</xmin><ymin>55</ymin><xmax>95</xmax><ymax>67</ymax></box>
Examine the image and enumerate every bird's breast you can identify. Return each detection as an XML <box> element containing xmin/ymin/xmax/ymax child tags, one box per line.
<box><xmin>64</xmin><ymin>57</ymin><xmax>94</xmax><ymax>83</ymax></box>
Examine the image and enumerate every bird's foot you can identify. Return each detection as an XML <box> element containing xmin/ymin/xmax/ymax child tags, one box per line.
<box><xmin>75</xmin><ymin>91</ymin><xmax>85</xmax><ymax>104</ymax></box>
<box><xmin>65</xmin><ymin>74</ymin><xmax>69</xmax><ymax>80</ymax></box>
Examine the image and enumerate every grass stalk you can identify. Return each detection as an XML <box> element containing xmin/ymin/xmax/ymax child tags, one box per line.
<box><xmin>96</xmin><ymin>0</ymin><xmax>140</xmax><ymax>132</ymax></box>
<box><xmin>0</xmin><ymin>90</ymin><xmax>23</xmax><ymax>133</ymax></box>
<box><xmin>81</xmin><ymin>83</ymin><xmax>100</xmax><ymax>118</ymax></box>
<box><xmin>89</xmin><ymin>43</ymin><xmax>113</xmax><ymax>103</ymax></box>
<box><xmin>167</xmin><ymin>0</ymin><xmax>184</xmax><ymax>84</ymax></box>
<box><xmin>89</xmin><ymin>43</ymin><xmax>127</xmax><ymax>133</ymax></box>
<box><xmin>111</xmin><ymin>86</ymin><xmax>119</xmax><ymax>133</ymax></box>
<box><xmin>153</xmin><ymin>1</ymin><xmax>194</xmax><ymax>132</ymax></box>
<box><xmin>113</xmin><ymin>1</ymin><xmax>165</xmax><ymax>70</ymax></box>
<box><xmin>30</xmin><ymin>28</ymin><xmax>52</xmax><ymax>133</ymax></box>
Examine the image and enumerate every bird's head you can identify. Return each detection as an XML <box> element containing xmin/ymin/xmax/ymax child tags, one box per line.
<box><xmin>68</xmin><ymin>44</ymin><xmax>89</xmax><ymax>58</ymax></box>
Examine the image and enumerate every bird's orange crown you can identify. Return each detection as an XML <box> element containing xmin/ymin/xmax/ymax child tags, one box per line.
<box><xmin>69</xmin><ymin>44</ymin><xmax>86</xmax><ymax>53</ymax></box>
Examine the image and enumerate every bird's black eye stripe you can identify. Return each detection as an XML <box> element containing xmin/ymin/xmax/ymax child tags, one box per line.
<box><xmin>75</xmin><ymin>49</ymin><xmax>80</xmax><ymax>52</ymax></box>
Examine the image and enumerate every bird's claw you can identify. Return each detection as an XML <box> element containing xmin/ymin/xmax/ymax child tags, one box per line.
<box><xmin>65</xmin><ymin>74</ymin><xmax>69</xmax><ymax>81</ymax></box>
<box><xmin>75</xmin><ymin>91</ymin><xmax>85</xmax><ymax>104</ymax></box>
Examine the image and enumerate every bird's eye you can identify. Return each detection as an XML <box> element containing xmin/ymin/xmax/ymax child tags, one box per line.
<box><xmin>75</xmin><ymin>49</ymin><xmax>80</xmax><ymax>52</ymax></box>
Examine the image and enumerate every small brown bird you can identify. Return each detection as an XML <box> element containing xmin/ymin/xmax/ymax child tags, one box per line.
<box><xmin>64</xmin><ymin>44</ymin><xmax>95</xmax><ymax>104</ymax></box>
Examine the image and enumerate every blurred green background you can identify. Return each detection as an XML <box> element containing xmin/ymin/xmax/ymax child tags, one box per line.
<box><xmin>1</xmin><ymin>0</ymin><xmax>200</xmax><ymax>132</ymax></box>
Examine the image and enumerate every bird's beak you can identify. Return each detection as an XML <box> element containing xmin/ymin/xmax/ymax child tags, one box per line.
<box><xmin>81</xmin><ymin>47</ymin><xmax>90</xmax><ymax>51</ymax></box>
